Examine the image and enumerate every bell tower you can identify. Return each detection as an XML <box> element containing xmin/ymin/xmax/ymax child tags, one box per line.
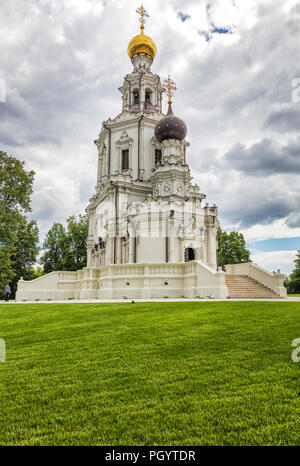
<box><xmin>92</xmin><ymin>5</ymin><xmax>165</xmax><ymax>191</ymax></box>
<box><xmin>119</xmin><ymin>5</ymin><xmax>164</xmax><ymax>115</ymax></box>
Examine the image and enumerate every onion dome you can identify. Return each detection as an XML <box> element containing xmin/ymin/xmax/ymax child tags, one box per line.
<box><xmin>128</xmin><ymin>24</ymin><xmax>157</xmax><ymax>61</ymax></box>
<box><xmin>154</xmin><ymin>103</ymin><xmax>187</xmax><ymax>143</ymax></box>
<box><xmin>128</xmin><ymin>6</ymin><xmax>157</xmax><ymax>62</ymax></box>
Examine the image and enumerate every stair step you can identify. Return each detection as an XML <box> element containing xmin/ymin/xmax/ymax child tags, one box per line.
<box><xmin>225</xmin><ymin>274</ymin><xmax>279</xmax><ymax>298</ymax></box>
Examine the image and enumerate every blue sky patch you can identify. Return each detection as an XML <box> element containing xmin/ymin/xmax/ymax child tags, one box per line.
<box><xmin>178</xmin><ymin>12</ymin><xmax>191</xmax><ymax>22</ymax></box>
<box><xmin>212</xmin><ymin>26</ymin><xmax>230</xmax><ymax>34</ymax></box>
<box><xmin>247</xmin><ymin>237</ymin><xmax>300</xmax><ymax>253</ymax></box>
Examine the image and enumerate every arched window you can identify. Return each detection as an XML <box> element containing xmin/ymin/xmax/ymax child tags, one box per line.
<box><xmin>133</xmin><ymin>89</ymin><xmax>139</xmax><ymax>106</ymax></box>
<box><xmin>145</xmin><ymin>90</ymin><xmax>152</xmax><ymax>104</ymax></box>
<box><xmin>155</xmin><ymin>149</ymin><xmax>162</xmax><ymax>166</ymax></box>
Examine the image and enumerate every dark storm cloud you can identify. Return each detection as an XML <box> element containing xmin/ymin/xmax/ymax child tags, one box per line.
<box><xmin>264</xmin><ymin>107</ymin><xmax>300</xmax><ymax>133</ymax></box>
<box><xmin>223</xmin><ymin>138</ymin><xmax>300</xmax><ymax>175</ymax></box>
<box><xmin>224</xmin><ymin>198</ymin><xmax>294</xmax><ymax>228</ymax></box>
<box><xmin>286</xmin><ymin>213</ymin><xmax>300</xmax><ymax>228</ymax></box>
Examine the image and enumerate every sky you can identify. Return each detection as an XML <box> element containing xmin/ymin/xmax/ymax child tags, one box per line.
<box><xmin>0</xmin><ymin>0</ymin><xmax>299</xmax><ymax>274</ymax></box>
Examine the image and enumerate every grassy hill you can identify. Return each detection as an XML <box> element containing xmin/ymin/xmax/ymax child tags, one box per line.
<box><xmin>0</xmin><ymin>301</ymin><xmax>299</xmax><ymax>446</ymax></box>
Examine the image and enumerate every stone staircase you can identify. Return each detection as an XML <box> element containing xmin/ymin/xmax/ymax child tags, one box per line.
<box><xmin>225</xmin><ymin>274</ymin><xmax>280</xmax><ymax>298</ymax></box>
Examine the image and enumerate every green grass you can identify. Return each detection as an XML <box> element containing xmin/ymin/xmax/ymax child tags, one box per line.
<box><xmin>0</xmin><ymin>302</ymin><xmax>299</xmax><ymax>446</ymax></box>
<box><xmin>288</xmin><ymin>294</ymin><xmax>300</xmax><ymax>297</ymax></box>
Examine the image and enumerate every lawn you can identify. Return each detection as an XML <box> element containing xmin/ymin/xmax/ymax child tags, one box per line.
<box><xmin>0</xmin><ymin>302</ymin><xmax>299</xmax><ymax>446</ymax></box>
<box><xmin>289</xmin><ymin>294</ymin><xmax>300</xmax><ymax>297</ymax></box>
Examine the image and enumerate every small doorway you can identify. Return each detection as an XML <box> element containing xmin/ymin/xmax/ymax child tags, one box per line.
<box><xmin>185</xmin><ymin>247</ymin><xmax>195</xmax><ymax>262</ymax></box>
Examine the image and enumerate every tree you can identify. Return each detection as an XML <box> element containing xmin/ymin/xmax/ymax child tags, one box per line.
<box><xmin>0</xmin><ymin>151</ymin><xmax>35</xmax><ymax>214</ymax></box>
<box><xmin>66</xmin><ymin>215</ymin><xmax>88</xmax><ymax>271</ymax></box>
<box><xmin>217</xmin><ymin>229</ymin><xmax>251</xmax><ymax>268</ymax></box>
<box><xmin>0</xmin><ymin>151</ymin><xmax>38</xmax><ymax>298</ymax></box>
<box><xmin>10</xmin><ymin>217</ymin><xmax>40</xmax><ymax>297</ymax></box>
<box><xmin>0</xmin><ymin>211</ymin><xmax>16</xmax><ymax>296</ymax></box>
<box><xmin>26</xmin><ymin>266</ymin><xmax>44</xmax><ymax>281</ymax></box>
<box><xmin>284</xmin><ymin>250</ymin><xmax>300</xmax><ymax>294</ymax></box>
<box><xmin>40</xmin><ymin>215</ymin><xmax>88</xmax><ymax>273</ymax></box>
<box><xmin>40</xmin><ymin>222</ymin><xmax>70</xmax><ymax>273</ymax></box>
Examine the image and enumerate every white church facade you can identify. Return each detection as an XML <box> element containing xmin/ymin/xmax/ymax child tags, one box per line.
<box><xmin>16</xmin><ymin>7</ymin><xmax>286</xmax><ymax>301</ymax></box>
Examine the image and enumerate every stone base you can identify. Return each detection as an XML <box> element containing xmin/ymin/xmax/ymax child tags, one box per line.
<box><xmin>16</xmin><ymin>261</ymin><xmax>228</xmax><ymax>302</ymax></box>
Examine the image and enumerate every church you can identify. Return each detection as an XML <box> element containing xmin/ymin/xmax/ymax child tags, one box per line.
<box><xmin>16</xmin><ymin>7</ymin><xmax>286</xmax><ymax>301</ymax></box>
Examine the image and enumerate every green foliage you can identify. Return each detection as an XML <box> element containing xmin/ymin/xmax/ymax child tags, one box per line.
<box><xmin>0</xmin><ymin>151</ymin><xmax>35</xmax><ymax>214</ymax></box>
<box><xmin>10</xmin><ymin>217</ymin><xmax>40</xmax><ymax>297</ymax></box>
<box><xmin>40</xmin><ymin>215</ymin><xmax>88</xmax><ymax>273</ymax></box>
<box><xmin>0</xmin><ymin>302</ymin><xmax>299</xmax><ymax>445</ymax></box>
<box><xmin>40</xmin><ymin>222</ymin><xmax>69</xmax><ymax>273</ymax></box>
<box><xmin>284</xmin><ymin>250</ymin><xmax>300</xmax><ymax>293</ymax></box>
<box><xmin>26</xmin><ymin>266</ymin><xmax>44</xmax><ymax>281</ymax></box>
<box><xmin>217</xmin><ymin>229</ymin><xmax>251</xmax><ymax>267</ymax></box>
<box><xmin>0</xmin><ymin>214</ymin><xmax>16</xmax><ymax>295</ymax></box>
<box><xmin>0</xmin><ymin>151</ymin><xmax>39</xmax><ymax>298</ymax></box>
<box><xmin>66</xmin><ymin>215</ymin><xmax>89</xmax><ymax>270</ymax></box>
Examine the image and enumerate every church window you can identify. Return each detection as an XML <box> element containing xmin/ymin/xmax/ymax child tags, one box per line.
<box><xmin>155</xmin><ymin>149</ymin><xmax>162</xmax><ymax>166</ymax></box>
<box><xmin>122</xmin><ymin>149</ymin><xmax>129</xmax><ymax>171</ymax></box>
<box><xmin>145</xmin><ymin>90</ymin><xmax>152</xmax><ymax>104</ymax></box>
<box><xmin>133</xmin><ymin>90</ymin><xmax>139</xmax><ymax>105</ymax></box>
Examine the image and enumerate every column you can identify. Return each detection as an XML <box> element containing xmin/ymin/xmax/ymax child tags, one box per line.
<box><xmin>129</xmin><ymin>235</ymin><xmax>134</xmax><ymax>264</ymax></box>
<box><xmin>169</xmin><ymin>223</ymin><xmax>175</xmax><ymax>263</ymax></box>
<box><xmin>207</xmin><ymin>228</ymin><xmax>217</xmax><ymax>269</ymax></box>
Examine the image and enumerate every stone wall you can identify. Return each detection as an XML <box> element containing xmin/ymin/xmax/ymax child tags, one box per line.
<box><xmin>16</xmin><ymin>261</ymin><xmax>227</xmax><ymax>301</ymax></box>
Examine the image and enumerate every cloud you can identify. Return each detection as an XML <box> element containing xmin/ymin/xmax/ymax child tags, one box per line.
<box><xmin>251</xmin><ymin>250</ymin><xmax>298</xmax><ymax>274</ymax></box>
<box><xmin>226</xmin><ymin>197</ymin><xmax>293</xmax><ymax>228</ymax></box>
<box><xmin>264</xmin><ymin>106</ymin><xmax>300</xmax><ymax>133</ymax></box>
<box><xmin>222</xmin><ymin>137</ymin><xmax>300</xmax><ymax>175</ymax></box>
<box><xmin>286</xmin><ymin>213</ymin><xmax>300</xmax><ymax>228</ymax></box>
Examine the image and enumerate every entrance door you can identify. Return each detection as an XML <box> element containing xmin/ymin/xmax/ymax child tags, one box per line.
<box><xmin>185</xmin><ymin>248</ymin><xmax>195</xmax><ymax>262</ymax></box>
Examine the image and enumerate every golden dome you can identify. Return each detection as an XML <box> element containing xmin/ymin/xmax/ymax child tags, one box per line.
<box><xmin>128</xmin><ymin>25</ymin><xmax>157</xmax><ymax>61</ymax></box>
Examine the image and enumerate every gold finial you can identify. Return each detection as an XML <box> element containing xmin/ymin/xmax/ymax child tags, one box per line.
<box><xmin>162</xmin><ymin>74</ymin><xmax>177</xmax><ymax>104</ymax></box>
<box><xmin>136</xmin><ymin>5</ymin><xmax>150</xmax><ymax>33</ymax></box>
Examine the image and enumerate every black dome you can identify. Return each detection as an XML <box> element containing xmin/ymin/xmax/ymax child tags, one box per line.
<box><xmin>154</xmin><ymin>103</ymin><xmax>187</xmax><ymax>143</ymax></box>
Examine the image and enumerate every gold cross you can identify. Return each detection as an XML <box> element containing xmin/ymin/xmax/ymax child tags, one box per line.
<box><xmin>136</xmin><ymin>5</ymin><xmax>150</xmax><ymax>29</ymax></box>
<box><xmin>162</xmin><ymin>74</ymin><xmax>177</xmax><ymax>104</ymax></box>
